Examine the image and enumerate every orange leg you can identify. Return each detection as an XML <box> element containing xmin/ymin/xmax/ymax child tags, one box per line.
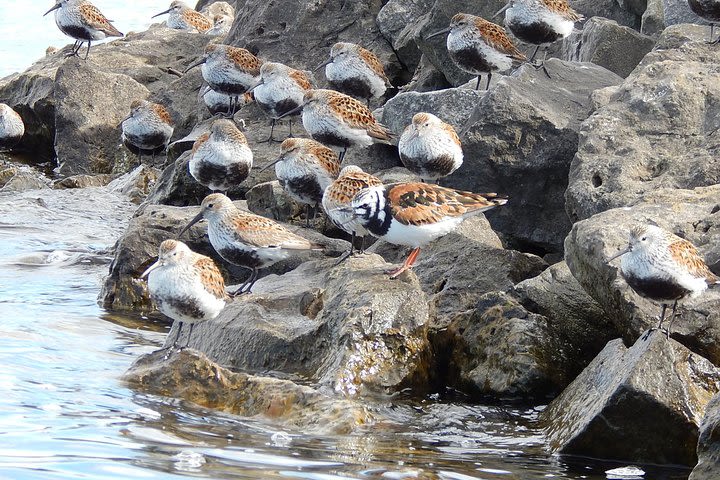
<box><xmin>386</xmin><ymin>247</ymin><xmax>421</xmax><ymax>279</ymax></box>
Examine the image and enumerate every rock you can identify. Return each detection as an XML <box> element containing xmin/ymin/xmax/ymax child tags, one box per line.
<box><xmin>377</xmin><ymin>0</ymin><xmax>434</xmax><ymax>73</ymax></box>
<box><xmin>564</xmin><ymin>185</ymin><xmax>720</xmax><ymax>364</ymax></box>
<box><xmin>566</xmin><ymin>25</ymin><xmax>720</xmax><ymax>222</ymax></box>
<box><xmin>54</xmin><ymin>174</ymin><xmax>112</xmax><ymax>189</ymax></box>
<box><xmin>107</xmin><ymin>165</ymin><xmax>162</xmax><ymax>204</ymax></box>
<box><xmin>569</xmin><ymin>0</ymin><xmax>642</xmax><ymax>28</ymax></box>
<box><xmin>542</xmin><ymin>334</ymin><xmax>720</xmax><ymax>466</ymax></box>
<box><xmin>514</xmin><ymin>261</ymin><xmax>620</xmax><ymax>383</ymax></box>
<box><xmin>99</xmin><ymin>201</ymin><xmax>349</xmax><ymax>312</ymax></box>
<box><xmin>245</xmin><ymin>180</ymin><xmax>304</xmax><ymax>222</ymax></box>
<box><xmin>165</xmin><ymin>254</ymin><xmax>431</xmax><ymax>395</ymax></box>
<box><xmin>451</xmin><ymin>59</ymin><xmax>622</xmax><ymax>253</ymax></box>
<box><xmin>691</xmin><ymin>392</ymin><xmax>720</xmax><ymax>479</ymax></box>
<box><xmin>563</xmin><ymin>17</ymin><xmax>656</xmax><ymax>78</ymax></box>
<box><xmin>124</xmin><ymin>349</ymin><xmax>375</xmax><ymax>434</ymax></box>
<box><xmin>642</xmin><ymin>0</ymin><xmax>707</xmax><ymax>35</ymax></box>
<box><xmin>617</xmin><ymin>0</ymin><xmax>649</xmax><ymax>17</ymax></box>
<box><xmin>144</xmin><ymin>151</ymin><xmax>215</xmax><ymax>207</ymax></box>
<box><xmin>0</xmin><ymin>160</ymin><xmax>49</xmax><ymax>192</ymax></box>
<box><xmin>401</xmin><ymin>54</ymin><xmax>453</xmax><ymax>92</ymax></box>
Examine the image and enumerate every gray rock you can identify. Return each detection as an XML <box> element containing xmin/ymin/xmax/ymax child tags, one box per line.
<box><xmin>169</xmin><ymin>254</ymin><xmax>431</xmax><ymax>395</ymax></box>
<box><xmin>107</xmin><ymin>165</ymin><xmax>162</xmax><ymax>204</ymax></box>
<box><xmin>245</xmin><ymin>180</ymin><xmax>304</xmax><ymax>222</ymax></box>
<box><xmin>53</xmin><ymin>174</ymin><xmax>112</xmax><ymax>189</ymax></box>
<box><xmin>566</xmin><ymin>25</ymin><xmax>720</xmax><ymax>222</ymax></box>
<box><xmin>569</xmin><ymin>0</ymin><xmax>642</xmax><ymax>28</ymax></box>
<box><xmin>564</xmin><ymin>185</ymin><xmax>720</xmax><ymax>364</ymax></box>
<box><xmin>452</xmin><ymin>59</ymin><xmax>622</xmax><ymax>253</ymax></box>
<box><xmin>377</xmin><ymin>0</ymin><xmax>434</xmax><ymax>73</ymax></box>
<box><xmin>642</xmin><ymin>0</ymin><xmax>708</xmax><ymax>35</ymax></box>
<box><xmin>617</xmin><ymin>0</ymin><xmax>649</xmax><ymax>17</ymax></box>
<box><xmin>691</xmin><ymin>392</ymin><xmax>720</xmax><ymax>480</ymax></box>
<box><xmin>563</xmin><ymin>17</ymin><xmax>656</xmax><ymax>78</ymax></box>
<box><xmin>542</xmin><ymin>334</ymin><xmax>720</xmax><ymax>466</ymax></box>
<box><xmin>401</xmin><ymin>54</ymin><xmax>453</xmax><ymax>92</ymax></box>
<box><xmin>0</xmin><ymin>160</ymin><xmax>49</xmax><ymax>192</ymax></box>
<box><xmin>144</xmin><ymin>151</ymin><xmax>215</xmax><ymax>207</ymax></box>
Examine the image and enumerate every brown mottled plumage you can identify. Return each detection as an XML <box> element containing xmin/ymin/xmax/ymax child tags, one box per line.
<box><xmin>540</xmin><ymin>0</ymin><xmax>584</xmax><ymax>21</ymax></box>
<box><xmin>78</xmin><ymin>3</ymin><xmax>123</xmax><ymax>36</ymax></box>
<box><xmin>225</xmin><ymin>46</ymin><xmax>262</xmax><ymax>74</ymax></box>
<box><xmin>357</xmin><ymin>47</ymin><xmax>390</xmax><ymax>83</ymax></box>
<box><xmin>326</xmin><ymin>93</ymin><xmax>393</xmax><ymax>142</ymax></box>
<box><xmin>288</xmin><ymin>69</ymin><xmax>314</xmax><ymax>90</ymax></box>
<box><xmin>473</xmin><ymin>16</ymin><xmax>527</xmax><ymax>60</ymax></box>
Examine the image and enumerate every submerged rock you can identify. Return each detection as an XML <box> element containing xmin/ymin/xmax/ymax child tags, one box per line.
<box><xmin>542</xmin><ymin>333</ymin><xmax>720</xmax><ymax>466</ymax></box>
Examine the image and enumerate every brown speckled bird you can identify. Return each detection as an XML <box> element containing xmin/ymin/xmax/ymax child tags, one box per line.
<box><xmin>45</xmin><ymin>0</ymin><xmax>124</xmax><ymax>59</ymax></box>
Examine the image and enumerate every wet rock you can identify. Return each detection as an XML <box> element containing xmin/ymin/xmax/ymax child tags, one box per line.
<box><xmin>564</xmin><ymin>185</ymin><xmax>720</xmax><ymax>364</ymax></box>
<box><xmin>100</xmin><ymin>201</ymin><xmax>349</xmax><ymax>312</ymax></box>
<box><xmin>168</xmin><ymin>254</ymin><xmax>431</xmax><ymax>395</ymax></box>
<box><xmin>542</xmin><ymin>334</ymin><xmax>720</xmax><ymax>466</ymax></box>
<box><xmin>563</xmin><ymin>17</ymin><xmax>656</xmax><ymax>78</ymax></box>
<box><xmin>566</xmin><ymin>25</ymin><xmax>720</xmax><ymax>222</ymax></box>
<box><xmin>452</xmin><ymin>59</ymin><xmax>622</xmax><ymax>253</ymax></box>
<box><xmin>54</xmin><ymin>174</ymin><xmax>112</xmax><ymax>189</ymax></box>
<box><xmin>0</xmin><ymin>169</ymin><xmax>49</xmax><ymax>193</ymax></box>
<box><xmin>107</xmin><ymin>165</ymin><xmax>162</xmax><ymax>204</ymax></box>
<box><xmin>124</xmin><ymin>349</ymin><xmax>375</xmax><ymax>434</ymax></box>
<box><xmin>691</xmin><ymin>392</ymin><xmax>720</xmax><ymax>479</ymax></box>
<box><xmin>642</xmin><ymin>0</ymin><xmax>706</xmax><ymax>35</ymax></box>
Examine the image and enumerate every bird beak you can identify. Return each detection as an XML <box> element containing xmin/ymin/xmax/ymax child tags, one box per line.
<box><xmin>313</xmin><ymin>58</ymin><xmax>331</xmax><ymax>73</ymax></box>
<box><xmin>425</xmin><ymin>27</ymin><xmax>451</xmax><ymax>40</ymax></box>
<box><xmin>493</xmin><ymin>3</ymin><xmax>510</xmax><ymax>19</ymax></box>
<box><xmin>606</xmin><ymin>247</ymin><xmax>630</xmax><ymax>263</ymax></box>
<box><xmin>259</xmin><ymin>158</ymin><xmax>282</xmax><ymax>173</ymax></box>
<box><xmin>141</xmin><ymin>260</ymin><xmax>162</xmax><ymax>279</ymax></box>
<box><xmin>152</xmin><ymin>8</ymin><xmax>172</xmax><ymax>18</ymax></box>
<box><xmin>184</xmin><ymin>57</ymin><xmax>206</xmax><ymax>74</ymax></box>
<box><xmin>277</xmin><ymin>103</ymin><xmax>304</xmax><ymax>119</ymax></box>
<box><xmin>44</xmin><ymin>3</ymin><xmax>61</xmax><ymax>15</ymax></box>
<box><xmin>178</xmin><ymin>211</ymin><xmax>205</xmax><ymax>238</ymax></box>
<box><xmin>245</xmin><ymin>79</ymin><xmax>263</xmax><ymax>94</ymax></box>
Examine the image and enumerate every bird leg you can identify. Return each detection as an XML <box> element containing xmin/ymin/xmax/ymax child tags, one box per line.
<box><xmin>66</xmin><ymin>40</ymin><xmax>81</xmax><ymax>57</ymax></box>
<box><xmin>304</xmin><ymin>203</ymin><xmax>312</xmax><ymax>228</ymax></box>
<box><xmin>335</xmin><ymin>232</ymin><xmax>356</xmax><ymax>266</ymax></box>
<box><xmin>84</xmin><ymin>40</ymin><xmax>91</xmax><ymax>59</ymax></box>
<box><xmin>259</xmin><ymin>119</ymin><xmax>280</xmax><ymax>143</ymax></box>
<box><xmin>162</xmin><ymin>321</ymin><xmax>184</xmax><ymax>359</ymax></box>
<box><xmin>386</xmin><ymin>247</ymin><xmax>421</xmax><ymax>279</ymax></box>
<box><xmin>665</xmin><ymin>300</ymin><xmax>679</xmax><ymax>339</ymax></box>
<box><xmin>287</xmin><ymin>118</ymin><xmax>294</xmax><ymax>138</ymax></box>
<box><xmin>642</xmin><ymin>303</ymin><xmax>668</xmax><ymax>340</ymax></box>
<box><xmin>231</xmin><ymin>268</ymin><xmax>259</xmax><ymax>295</ymax></box>
<box><xmin>485</xmin><ymin>72</ymin><xmax>492</xmax><ymax>90</ymax></box>
<box><xmin>338</xmin><ymin>147</ymin><xmax>348</xmax><ymax>163</ymax></box>
<box><xmin>475</xmin><ymin>76</ymin><xmax>482</xmax><ymax>91</ymax></box>
<box><xmin>182</xmin><ymin>323</ymin><xmax>195</xmax><ymax>350</ymax></box>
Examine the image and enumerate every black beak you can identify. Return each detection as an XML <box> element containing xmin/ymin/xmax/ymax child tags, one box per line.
<box><xmin>178</xmin><ymin>211</ymin><xmax>205</xmax><ymax>238</ymax></box>
<box><xmin>152</xmin><ymin>8</ymin><xmax>172</xmax><ymax>18</ymax></box>
<box><xmin>277</xmin><ymin>103</ymin><xmax>304</xmax><ymax>119</ymax></box>
<box><xmin>606</xmin><ymin>247</ymin><xmax>631</xmax><ymax>263</ymax></box>
<box><xmin>259</xmin><ymin>158</ymin><xmax>283</xmax><ymax>173</ymax></box>
<box><xmin>44</xmin><ymin>3</ymin><xmax>61</xmax><ymax>15</ymax></box>
<box><xmin>425</xmin><ymin>27</ymin><xmax>451</xmax><ymax>40</ymax></box>
<box><xmin>184</xmin><ymin>57</ymin><xmax>206</xmax><ymax>74</ymax></box>
<box><xmin>313</xmin><ymin>58</ymin><xmax>331</xmax><ymax>73</ymax></box>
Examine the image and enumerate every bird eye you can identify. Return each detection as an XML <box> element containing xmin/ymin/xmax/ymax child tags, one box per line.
<box><xmin>641</xmin><ymin>236</ymin><xmax>647</xmax><ymax>241</ymax></box>
<box><xmin>208</xmin><ymin>203</ymin><xmax>214</xmax><ymax>208</ymax></box>
<box><xmin>173</xmin><ymin>252</ymin><xmax>177</xmax><ymax>256</ymax></box>
<box><xmin>424</xmin><ymin>123</ymin><xmax>430</xmax><ymax>127</ymax></box>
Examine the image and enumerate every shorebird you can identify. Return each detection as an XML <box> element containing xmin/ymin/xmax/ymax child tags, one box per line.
<box><xmin>427</xmin><ymin>13</ymin><xmax>526</xmax><ymax>90</ymax></box>
<box><xmin>279</xmin><ymin>89</ymin><xmax>393</xmax><ymax>162</ymax></box>
<box><xmin>317</xmin><ymin>42</ymin><xmax>391</xmax><ymax>105</ymax></box>
<box><xmin>186</xmin><ymin>44</ymin><xmax>262</xmax><ymax>117</ymax></box>
<box><xmin>200</xmin><ymin>1</ymin><xmax>235</xmax><ymax>19</ymax></box>
<box><xmin>206</xmin><ymin>14</ymin><xmax>233</xmax><ymax>36</ymax></box>
<box><xmin>608</xmin><ymin>224</ymin><xmax>718</xmax><ymax>339</ymax></box>
<box><xmin>250</xmin><ymin>62</ymin><xmax>313</xmax><ymax>142</ymax></box>
<box><xmin>153</xmin><ymin>1</ymin><xmax>212</xmax><ymax>33</ymax></box>
<box><xmin>349</xmin><ymin>182</ymin><xmax>507</xmax><ymax>278</ymax></box>
<box><xmin>321</xmin><ymin>166</ymin><xmax>383</xmax><ymax>263</ymax></box>
<box><xmin>688</xmin><ymin>0</ymin><xmax>720</xmax><ymax>43</ymax></box>
<box><xmin>0</xmin><ymin>104</ymin><xmax>25</xmax><ymax>151</ymax></box>
<box><xmin>179</xmin><ymin>193</ymin><xmax>321</xmax><ymax>295</ymax></box>
<box><xmin>261</xmin><ymin>138</ymin><xmax>341</xmax><ymax>225</ymax></box>
<box><xmin>201</xmin><ymin>86</ymin><xmax>253</xmax><ymax>116</ymax></box>
<box><xmin>495</xmin><ymin>0</ymin><xmax>584</xmax><ymax>64</ymax></box>
<box><xmin>189</xmin><ymin>119</ymin><xmax>253</xmax><ymax>193</ymax></box>
<box><xmin>141</xmin><ymin>239</ymin><xmax>228</xmax><ymax>349</ymax></box>
<box><xmin>398</xmin><ymin>112</ymin><xmax>463</xmax><ymax>182</ymax></box>
<box><xmin>44</xmin><ymin>0</ymin><xmax>123</xmax><ymax>59</ymax></box>
<box><xmin>121</xmin><ymin>100</ymin><xmax>175</xmax><ymax>162</ymax></box>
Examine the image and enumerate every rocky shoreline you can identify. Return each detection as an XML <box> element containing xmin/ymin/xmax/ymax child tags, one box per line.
<box><xmin>2</xmin><ymin>0</ymin><xmax>719</xmax><ymax>476</ymax></box>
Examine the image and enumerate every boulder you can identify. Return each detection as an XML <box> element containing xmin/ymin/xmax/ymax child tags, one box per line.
<box><xmin>377</xmin><ymin>0</ymin><xmax>434</xmax><ymax>73</ymax></box>
<box><xmin>53</xmin><ymin>174</ymin><xmax>112</xmax><ymax>190</ymax></box>
<box><xmin>401</xmin><ymin>54</ymin><xmax>453</xmax><ymax>93</ymax></box>
<box><xmin>542</xmin><ymin>334</ymin><xmax>720</xmax><ymax>466</ymax></box>
<box><xmin>163</xmin><ymin>254</ymin><xmax>432</xmax><ymax>395</ymax></box>
<box><xmin>124</xmin><ymin>349</ymin><xmax>375</xmax><ymax>434</ymax></box>
<box><xmin>245</xmin><ymin>180</ymin><xmax>304</xmax><ymax>222</ymax></box>
<box><xmin>562</xmin><ymin>17</ymin><xmax>656</xmax><ymax>78</ymax></box>
<box><xmin>451</xmin><ymin>59</ymin><xmax>622</xmax><ymax>253</ymax></box>
<box><xmin>569</xmin><ymin>0</ymin><xmax>642</xmax><ymax>28</ymax></box>
<box><xmin>0</xmin><ymin>160</ymin><xmax>49</xmax><ymax>192</ymax></box>
<box><xmin>566</xmin><ymin>25</ymin><xmax>720</xmax><ymax>222</ymax></box>
<box><xmin>642</xmin><ymin>0</ymin><xmax>708</xmax><ymax>35</ymax></box>
<box><xmin>99</xmin><ymin>201</ymin><xmax>349</xmax><ymax>312</ymax></box>
<box><xmin>144</xmin><ymin>151</ymin><xmax>215</xmax><ymax>207</ymax></box>
<box><xmin>107</xmin><ymin>165</ymin><xmax>162</xmax><ymax>204</ymax></box>
<box><xmin>691</xmin><ymin>392</ymin><xmax>720</xmax><ymax>479</ymax></box>
<box><xmin>564</xmin><ymin>185</ymin><xmax>720</xmax><ymax>365</ymax></box>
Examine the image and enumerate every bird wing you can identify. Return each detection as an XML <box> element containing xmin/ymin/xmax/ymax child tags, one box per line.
<box><xmin>327</xmin><ymin>93</ymin><xmax>394</xmax><ymax>142</ymax></box>
<box><xmin>540</xmin><ymin>0</ymin><xmax>585</xmax><ymax>22</ymax></box>
<box><xmin>440</xmin><ymin>122</ymin><xmax>461</xmax><ymax>147</ymax></box>
<box><xmin>387</xmin><ymin>182</ymin><xmax>507</xmax><ymax>226</ymax></box>
<box><xmin>358</xmin><ymin>47</ymin><xmax>389</xmax><ymax>83</ymax></box>
<box><xmin>230</xmin><ymin>213</ymin><xmax>315</xmax><ymax>250</ymax></box>
<box><xmin>309</xmin><ymin>143</ymin><xmax>341</xmax><ymax>177</ymax></box>
<box><xmin>79</xmin><ymin>3</ymin><xmax>123</xmax><ymax>37</ymax></box>
<box><xmin>227</xmin><ymin>47</ymin><xmax>263</xmax><ymax>75</ymax></box>
<box><xmin>326</xmin><ymin>171</ymin><xmax>383</xmax><ymax>207</ymax></box>
<box><xmin>151</xmin><ymin>103</ymin><xmax>174</xmax><ymax>126</ymax></box>
<box><xmin>475</xmin><ymin>19</ymin><xmax>526</xmax><ymax>61</ymax></box>
<box><xmin>194</xmin><ymin>255</ymin><xmax>227</xmax><ymax>300</ymax></box>
<box><xmin>288</xmin><ymin>69</ymin><xmax>314</xmax><ymax>90</ymax></box>
<box><xmin>191</xmin><ymin>132</ymin><xmax>210</xmax><ymax>153</ymax></box>
<box><xmin>669</xmin><ymin>238</ymin><xmax>718</xmax><ymax>283</ymax></box>
<box><xmin>185</xmin><ymin>10</ymin><xmax>213</xmax><ymax>32</ymax></box>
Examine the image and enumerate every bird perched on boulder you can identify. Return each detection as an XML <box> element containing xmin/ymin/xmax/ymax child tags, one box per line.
<box><xmin>44</xmin><ymin>0</ymin><xmax>123</xmax><ymax>59</ymax></box>
<box><xmin>121</xmin><ymin>100</ymin><xmax>175</xmax><ymax>162</ymax></box>
<box><xmin>189</xmin><ymin>119</ymin><xmax>253</xmax><ymax>193</ymax></box>
<box><xmin>153</xmin><ymin>1</ymin><xmax>212</xmax><ymax>33</ymax></box>
<box><xmin>317</xmin><ymin>42</ymin><xmax>391</xmax><ymax>105</ymax></box>
<box><xmin>398</xmin><ymin>112</ymin><xmax>463</xmax><ymax>183</ymax></box>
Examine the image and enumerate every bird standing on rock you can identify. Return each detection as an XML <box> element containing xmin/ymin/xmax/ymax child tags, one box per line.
<box><xmin>426</xmin><ymin>13</ymin><xmax>526</xmax><ymax>90</ymax></box>
<box><xmin>317</xmin><ymin>42</ymin><xmax>391</xmax><ymax>106</ymax></box>
<box><xmin>398</xmin><ymin>112</ymin><xmax>463</xmax><ymax>183</ymax></box>
<box><xmin>153</xmin><ymin>1</ymin><xmax>213</xmax><ymax>33</ymax></box>
<box><xmin>179</xmin><ymin>194</ymin><xmax>322</xmax><ymax>295</ymax></box>
<box><xmin>44</xmin><ymin>0</ymin><xmax>124</xmax><ymax>59</ymax></box>
<box><xmin>189</xmin><ymin>119</ymin><xmax>253</xmax><ymax>193</ymax></box>
<box><xmin>121</xmin><ymin>100</ymin><xmax>175</xmax><ymax>162</ymax></box>
<box><xmin>607</xmin><ymin>224</ymin><xmax>718</xmax><ymax>339</ymax></box>
<box><xmin>687</xmin><ymin>0</ymin><xmax>720</xmax><ymax>43</ymax></box>
<box><xmin>142</xmin><ymin>239</ymin><xmax>228</xmax><ymax>350</ymax></box>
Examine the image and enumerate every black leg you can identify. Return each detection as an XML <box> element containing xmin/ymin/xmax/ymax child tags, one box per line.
<box><xmin>475</xmin><ymin>76</ymin><xmax>481</xmax><ymax>90</ymax></box>
<box><xmin>334</xmin><ymin>232</ymin><xmax>356</xmax><ymax>266</ymax></box>
<box><xmin>244</xmin><ymin>268</ymin><xmax>260</xmax><ymax>293</ymax></box>
<box><xmin>84</xmin><ymin>41</ymin><xmax>91</xmax><ymax>59</ymax></box>
<box><xmin>529</xmin><ymin>45</ymin><xmax>540</xmax><ymax>63</ymax></box>
<box><xmin>184</xmin><ymin>323</ymin><xmax>194</xmax><ymax>349</ymax></box>
<box><xmin>259</xmin><ymin>119</ymin><xmax>278</xmax><ymax>143</ymax></box>
<box><xmin>288</xmin><ymin>118</ymin><xmax>294</xmax><ymax>138</ymax></box>
<box><xmin>170</xmin><ymin>322</ymin><xmax>183</xmax><ymax>349</ymax></box>
<box><xmin>231</xmin><ymin>268</ymin><xmax>254</xmax><ymax>296</ymax></box>
<box><xmin>485</xmin><ymin>72</ymin><xmax>491</xmax><ymax>90</ymax></box>
<box><xmin>339</xmin><ymin>147</ymin><xmax>347</xmax><ymax>163</ymax></box>
<box><xmin>359</xmin><ymin>235</ymin><xmax>367</xmax><ymax>254</ymax></box>
<box><xmin>666</xmin><ymin>301</ymin><xmax>679</xmax><ymax>339</ymax></box>
<box><xmin>305</xmin><ymin>204</ymin><xmax>312</xmax><ymax>228</ymax></box>
<box><xmin>656</xmin><ymin>303</ymin><xmax>668</xmax><ymax>331</ymax></box>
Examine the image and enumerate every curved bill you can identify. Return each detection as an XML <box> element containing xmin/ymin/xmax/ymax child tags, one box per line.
<box><xmin>313</xmin><ymin>58</ymin><xmax>331</xmax><ymax>73</ymax></box>
<box><xmin>141</xmin><ymin>260</ymin><xmax>162</xmax><ymax>279</ymax></box>
<box><xmin>245</xmin><ymin>79</ymin><xmax>263</xmax><ymax>94</ymax></box>
<box><xmin>178</xmin><ymin>211</ymin><xmax>205</xmax><ymax>238</ymax></box>
<box><xmin>277</xmin><ymin>103</ymin><xmax>304</xmax><ymax>119</ymax></box>
<box><xmin>606</xmin><ymin>248</ymin><xmax>630</xmax><ymax>263</ymax></box>
<box><xmin>44</xmin><ymin>3</ymin><xmax>61</xmax><ymax>15</ymax></box>
<box><xmin>425</xmin><ymin>27</ymin><xmax>451</xmax><ymax>40</ymax></box>
<box><xmin>152</xmin><ymin>8</ymin><xmax>172</xmax><ymax>18</ymax></box>
<box><xmin>259</xmin><ymin>158</ymin><xmax>283</xmax><ymax>173</ymax></box>
<box><xmin>185</xmin><ymin>57</ymin><xmax>207</xmax><ymax>74</ymax></box>
<box><xmin>493</xmin><ymin>3</ymin><xmax>510</xmax><ymax>19</ymax></box>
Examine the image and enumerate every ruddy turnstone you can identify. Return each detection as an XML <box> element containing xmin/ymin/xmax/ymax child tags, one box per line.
<box><xmin>317</xmin><ymin>42</ymin><xmax>391</xmax><ymax>105</ymax></box>
<box><xmin>153</xmin><ymin>1</ymin><xmax>212</xmax><ymax>33</ymax></box>
<box><xmin>0</xmin><ymin>104</ymin><xmax>25</xmax><ymax>151</ymax></box>
<box><xmin>688</xmin><ymin>0</ymin><xmax>720</xmax><ymax>43</ymax></box>
<box><xmin>398</xmin><ymin>112</ymin><xmax>463</xmax><ymax>182</ymax></box>
<box><xmin>121</xmin><ymin>100</ymin><xmax>175</xmax><ymax>162</ymax></box>
<box><xmin>44</xmin><ymin>0</ymin><xmax>123</xmax><ymax>59</ymax></box>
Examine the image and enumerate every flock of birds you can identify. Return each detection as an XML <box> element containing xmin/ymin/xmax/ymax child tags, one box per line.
<box><xmin>0</xmin><ymin>0</ymin><xmax>718</xmax><ymax>349</ymax></box>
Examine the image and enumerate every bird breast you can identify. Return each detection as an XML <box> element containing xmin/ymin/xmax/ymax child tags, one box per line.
<box><xmin>147</xmin><ymin>264</ymin><xmax>225</xmax><ymax>322</ymax></box>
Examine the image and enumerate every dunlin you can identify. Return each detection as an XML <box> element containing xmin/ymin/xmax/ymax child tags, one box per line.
<box><xmin>0</xmin><ymin>104</ymin><xmax>25</xmax><ymax>151</ymax></box>
<box><xmin>496</xmin><ymin>0</ymin><xmax>584</xmax><ymax>63</ymax></box>
<box><xmin>349</xmin><ymin>182</ymin><xmax>507</xmax><ymax>278</ymax></box>
<box><xmin>608</xmin><ymin>224</ymin><xmax>718</xmax><ymax>338</ymax></box>
<box><xmin>179</xmin><ymin>193</ymin><xmax>321</xmax><ymax>294</ymax></box>
<box><xmin>398</xmin><ymin>112</ymin><xmax>463</xmax><ymax>182</ymax></box>
<box><xmin>153</xmin><ymin>1</ymin><xmax>212</xmax><ymax>33</ymax></box>
<box><xmin>201</xmin><ymin>86</ymin><xmax>253</xmax><ymax>116</ymax></box>
<box><xmin>322</xmin><ymin>165</ymin><xmax>383</xmax><ymax>261</ymax></box>
<box><xmin>44</xmin><ymin>0</ymin><xmax>123</xmax><ymax>59</ymax></box>
<box><xmin>280</xmin><ymin>89</ymin><xmax>393</xmax><ymax>162</ymax></box>
<box><xmin>121</xmin><ymin>100</ymin><xmax>175</xmax><ymax>161</ymax></box>
<box><xmin>187</xmin><ymin>44</ymin><xmax>262</xmax><ymax>116</ymax></box>
<box><xmin>189</xmin><ymin>119</ymin><xmax>253</xmax><ymax>193</ymax></box>
<box><xmin>262</xmin><ymin>138</ymin><xmax>340</xmax><ymax>224</ymax></box>
<box><xmin>317</xmin><ymin>42</ymin><xmax>391</xmax><ymax>105</ymax></box>
<box><xmin>201</xmin><ymin>1</ymin><xmax>235</xmax><ymax>19</ymax></box>
<box><xmin>206</xmin><ymin>14</ymin><xmax>233</xmax><ymax>36</ymax></box>
<box><xmin>688</xmin><ymin>0</ymin><xmax>720</xmax><ymax>43</ymax></box>
<box><xmin>426</xmin><ymin>13</ymin><xmax>526</xmax><ymax>90</ymax></box>
<box><xmin>250</xmin><ymin>62</ymin><xmax>314</xmax><ymax>142</ymax></box>
<box><xmin>142</xmin><ymin>239</ymin><xmax>228</xmax><ymax>349</ymax></box>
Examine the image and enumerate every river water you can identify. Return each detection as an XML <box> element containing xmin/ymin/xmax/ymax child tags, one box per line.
<box><xmin>0</xmin><ymin>2</ymin><xmax>697</xmax><ymax>479</ymax></box>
